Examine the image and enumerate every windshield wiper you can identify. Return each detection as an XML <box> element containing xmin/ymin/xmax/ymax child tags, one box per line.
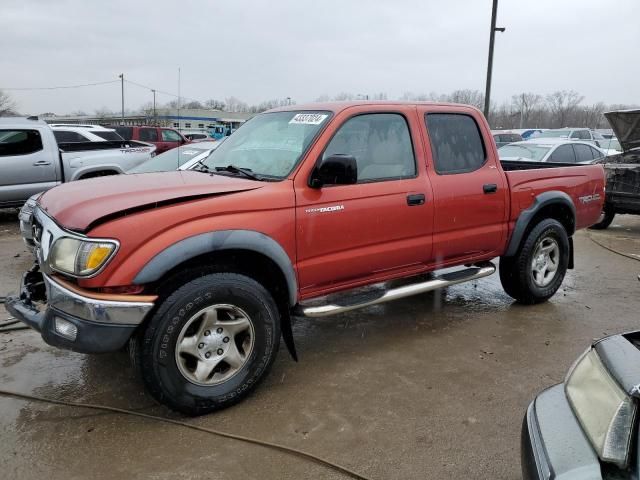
<box><xmin>193</xmin><ymin>158</ymin><xmax>210</xmax><ymax>172</ymax></box>
<box><xmin>214</xmin><ymin>164</ymin><xmax>261</xmax><ymax>180</ymax></box>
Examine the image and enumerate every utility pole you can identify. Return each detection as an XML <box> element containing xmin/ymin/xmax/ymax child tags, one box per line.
<box><xmin>483</xmin><ymin>0</ymin><xmax>505</xmax><ymax>121</ymax></box>
<box><xmin>519</xmin><ymin>93</ymin><xmax>525</xmax><ymax>128</ymax></box>
<box><xmin>177</xmin><ymin>67</ymin><xmax>181</xmax><ymax>131</ymax></box>
<box><xmin>151</xmin><ymin>89</ymin><xmax>156</xmax><ymax>125</ymax></box>
<box><xmin>119</xmin><ymin>73</ymin><xmax>124</xmax><ymax>125</ymax></box>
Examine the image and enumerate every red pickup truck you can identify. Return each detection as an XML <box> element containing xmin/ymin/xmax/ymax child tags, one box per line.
<box><xmin>114</xmin><ymin>126</ymin><xmax>190</xmax><ymax>153</ymax></box>
<box><xmin>7</xmin><ymin>102</ymin><xmax>605</xmax><ymax>414</ymax></box>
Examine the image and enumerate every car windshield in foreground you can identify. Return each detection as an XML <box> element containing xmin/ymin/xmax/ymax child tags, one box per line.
<box><xmin>128</xmin><ymin>144</ymin><xmax>215</xmax><ymax>173</ymax></box>
<box><xmin>498</xmin><ymin>144</ymin><xmax>552</xmax><ymax>161</ymax></box>
<box><xmin>537</xmin><ymin>129</ymin><xmax>571</xmax><ymax>138</ymax></box>
<box><xmin>200</xmin><ymin>111</ymin><xmax>331</xmax><ymax>179</ymax></box>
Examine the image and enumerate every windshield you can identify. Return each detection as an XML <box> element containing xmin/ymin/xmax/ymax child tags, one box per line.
<box><xmin>498</xmin><ymin>144</ymin><xmax>552</xmax><ymax>161</ymax></box>
<box><xmin>538</xmin><ymin>129</ymin><xmax>570</xmax><ymax>139</ymax></box>
<box><xmin>200</xmin><ymin>111</ymin><xmax>331</xmax><ymax>179</ymax></box>
<box><xmin>598</xmin><ymin>138</ymin><xmax>622</xmax><ymax>151</ymax></box>
<box><xmin>128</xmin><ymin>145</ymin><xmax>214</xmax><ymax>173</ymax></box>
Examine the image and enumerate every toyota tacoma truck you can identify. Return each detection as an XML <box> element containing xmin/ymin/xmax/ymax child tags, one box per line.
<box><xmin>7</xmin><ymin>102</ymin><xmax>605</xmax><ymax>415</ymax></box>
<box><xmin>0</xmin><ymin>116</ymin><xmax>156</xmax><ymax>208</ymax></box>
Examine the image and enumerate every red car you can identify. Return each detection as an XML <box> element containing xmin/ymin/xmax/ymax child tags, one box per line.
<box><xmin>8</xmin><ymin>102</ymin><xmax>605</xmax><ymax>414</ymax></box>
<box><xmin>114</xmin><ymin>126</ymin><xmax>190</xmax><ymax>153</ymax></box>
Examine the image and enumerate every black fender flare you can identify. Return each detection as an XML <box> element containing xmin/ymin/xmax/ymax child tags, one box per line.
<box><xmin>504</xmin><ymin>191</ymin><xmax>576</xmax><ymax>257</ymax></box>
<box><xmin>133</xmin><ymin>229</ymin><xmax>298</xmax><ymax>306</ymax></box>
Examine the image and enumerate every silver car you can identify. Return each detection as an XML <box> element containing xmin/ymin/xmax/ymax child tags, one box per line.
<box><xmin>499</xmin><ymin>138</ymin><xmax>607</xmax><ymax>164</ymax></box>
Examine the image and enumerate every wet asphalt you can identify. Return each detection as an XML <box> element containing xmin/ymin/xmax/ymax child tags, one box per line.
<box><xmin>1</xmin><ymin>209</ymin><xmax>639</xmax><ymax>480</ymax></box>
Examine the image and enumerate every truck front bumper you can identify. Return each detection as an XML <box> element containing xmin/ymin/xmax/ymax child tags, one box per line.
<box><xmin>5</xmin><ymin>269</ymin><xmax>155</xmax><ymax>354</ymax></box>
<box><xmin>522</xmin><ymin>384</ymin><xmax>603</xmax><ymax>480</ymax></box>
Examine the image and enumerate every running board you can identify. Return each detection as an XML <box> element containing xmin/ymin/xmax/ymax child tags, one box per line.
<box><xmin>297</xmin><ymin>262</ymin><xmax>496</xmax><ymax>318</ymax></box>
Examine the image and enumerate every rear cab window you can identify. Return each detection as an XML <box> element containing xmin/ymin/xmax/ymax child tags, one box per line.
<box><xmin>425</xmin><ymin>113</ymin><xmax>486</xmax><ymax>174</ymax></box>
<box><xmin>53</xmin><ymin>130</ymin><xmax>88</xmax><ymax>143</ymax></box>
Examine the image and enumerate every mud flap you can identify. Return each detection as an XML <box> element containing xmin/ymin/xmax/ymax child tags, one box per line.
<box><xmin>281</xmin><ymin>311</ymin><xmax>298</xmax><ymax>362</ymax></box>
<box><xmin>568</xmin><ymin>237</ymin><xmax>574</xmax><ymax>269</ymax></box>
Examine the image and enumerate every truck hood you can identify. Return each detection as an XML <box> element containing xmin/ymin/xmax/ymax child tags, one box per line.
<box><xmin>38</xmin><ymin>171</ymin><xmax>262</xmax><ymax>231</ymax></box>
<box><xmin>605</xmin><ymin>110</ymin><xmax>640</xmax><ymax>152</ymax></box>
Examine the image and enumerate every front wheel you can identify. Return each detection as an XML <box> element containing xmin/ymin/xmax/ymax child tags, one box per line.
<box><xmin>499</xmin><ymin>219</ymin><xmax>569</xmax><ymax>304</ymax></box>
<box><xmin>137</xmin><ymin>273</ymin><xmax>280</xmax><ymax>415</ymax></box>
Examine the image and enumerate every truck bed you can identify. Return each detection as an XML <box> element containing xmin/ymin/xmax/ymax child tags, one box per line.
<box><xmin>502</xmin><ymin>162</ymin><xmax>605</xmax><ymax>231</ymax></box>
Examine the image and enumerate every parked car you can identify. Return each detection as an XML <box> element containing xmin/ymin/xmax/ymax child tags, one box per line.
<box><xmin>114</xmin><ymin>126</ymin><xmax>190</xmax><ymax>154</ymax></box>
<box><xmin>499</xmin><ymin>138</ymin><xmax>606</xmax><ymax>164</ymax></box>
<box><xmin>0</xmin><ymin>117</ymin><xmax>156</xmax><ymax>208</ymax></box>
<box><xmin>492</xmin><ymin>130</ymin><xmax>523</xmax><ymax>148</ymax></box>
<box><xmin>590</xmin><ymin>109</ymin><xmax>640</xmax><ymax>229</ymax></box>
<box><xmin>7</xmin><ymin>102</ymin><xmax>604</xmax><ymax>414</ymax></box>
<box><xmin>537</xmin><ymin>128</ymin><xmax>608</xmax><ymax>147</ymax></box>
<box><xmin>50</xmin><ymin>124</ymin><xmax>124</xmax><ymax>142</ymax></box>
<box><xmin>128</xmin><ymin>140</ymin><xmax>222</xmax><ymax>173</ymax></box>
<box><xmin>511</xmin><ymin>128</ymin><xmax>546</xmax><ymax>140</ymax></box>
<box><xmin>522</xmin><ymin>330</ymin><xmax>640</xmax><ymax>480</ymax></box>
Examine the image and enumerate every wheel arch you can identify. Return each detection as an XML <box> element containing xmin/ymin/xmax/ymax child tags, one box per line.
<box><xmin>133</xmin><ymin>230</ymin><xmax>298</xmax><ymax>307</ymax></box>
<box><xmin>505</xmin><ymin>191</ymin><xmax>576</xmax><ymax>257</ymax></box>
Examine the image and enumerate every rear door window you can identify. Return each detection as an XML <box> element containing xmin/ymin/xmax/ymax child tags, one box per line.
<box><xmin>548</xmin><ymin>145</ymin><xmax>576</xmax><ymax>163</ymax></box>
<box><xmin>425</xmin><ymin>113</ymin><xmax>486</xmax><ymax>174</ymax></box>
<box><xmin>590</xmin><ymin>146</ymin><xmax>605</xmax><ymax>160</ymax></box>
<box><xmin>139</xmin><ymin>128</ymin><xmax>159</xmax><ymax>142</ymax></box>
<box><xmin>115</xmin><ymin>127</ymin><xmax>133</xmax><ymax>140</ymax></box>
<box><xmin>0</xmin><ymin>129</ymin><xmax>44</xmax><ymax>156</ymax></box>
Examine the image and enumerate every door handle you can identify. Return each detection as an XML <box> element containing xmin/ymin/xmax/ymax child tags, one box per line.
<box><xmin>33</xmin><ymin>161</ymin><xmax>51</xmax><ymax>166</ymax></box>
<box><xmin>407</xmin><ymin>193</ymin><xmax>426</xmax><ymax>206</ymax></box>
<box><xmin>483</xmin><ymin>184</ymin><xmax>498</xmax><ymax>194</ymax></box>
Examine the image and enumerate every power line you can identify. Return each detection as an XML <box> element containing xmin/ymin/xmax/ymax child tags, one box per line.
<box><xmin>123</xmin><ymin>79</ymin><xmax>203</xmax><ymax>104</ymax></box>
<box><xmin>0</xmin><ymin>80</ymin><xmax>119</xmax><ymax>91</ymax></box>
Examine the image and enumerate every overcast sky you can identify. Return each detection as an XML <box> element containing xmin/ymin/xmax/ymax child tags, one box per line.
<box><xmin>1</xmin><ymin>0</ymin><xmax>638</xmax><ymax>115</ymax></box>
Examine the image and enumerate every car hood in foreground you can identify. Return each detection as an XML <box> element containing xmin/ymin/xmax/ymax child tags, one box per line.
<box><xmin>605</xmin><ymin>110</ymin><xmax>640</xmax><ymax>152</ymax></box>
<box><xmin>38</xmin><ymin>171</ymin><xmax>262</xmax><ymax>231</ymax></box>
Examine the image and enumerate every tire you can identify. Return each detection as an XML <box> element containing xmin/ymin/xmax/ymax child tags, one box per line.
<box><xmin>137</xmin><ymin>273</ymin><xmax>280</xmax><ymax>415</ymax></box>
<box><xmin>588</xmin><ymin>205</ymin><xmax>615</xmax><ymax>230</ymax></box>
<box><xmin>499</xmin><ymin>219</ymin><xmax>569</xmax><ymax>304</ymax></box>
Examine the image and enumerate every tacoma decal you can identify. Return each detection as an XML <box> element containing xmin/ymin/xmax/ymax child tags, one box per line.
<box><xmin>305</xmin><ymin>205</ymin><xmax>345</xmax><ymax>214</ymax></box>
<box><xmin>578</xmin><ymin>193</ymin><xmax>601</xmax><ymax>204</ymax></box>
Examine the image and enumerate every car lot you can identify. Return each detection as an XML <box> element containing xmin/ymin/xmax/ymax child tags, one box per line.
<box><xmin>0</xmin><ymin>209</ymin><xmax>639</xmax><ymax>480</ymax></box>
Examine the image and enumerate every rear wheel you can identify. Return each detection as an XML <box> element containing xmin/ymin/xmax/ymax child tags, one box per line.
<box><xmin>137</xmin><ymin>273</ymin><xmax>280</xmax><ymax>415</ymax></box>
<box><xmin>589</xmin><ymin>205</ymin><xmax>615</xmax><ymax>230</ymax></box>
<box><xmin>499</xmin><ymin>219</ymin><xmax>569</xmax><ymax>304</ymax></box>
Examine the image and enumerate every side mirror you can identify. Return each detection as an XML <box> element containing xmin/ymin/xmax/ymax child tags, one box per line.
<box><xmin>310</xmin><ymin>154</ymin><xmax>357</xmax><ymax>188</ymax></box>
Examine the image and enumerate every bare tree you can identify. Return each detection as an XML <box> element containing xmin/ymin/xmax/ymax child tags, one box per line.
<box><xmin>204</xmin><ymin>99</ymin><xmax>226</xmax><ymax>110</ymax></box>
<box><xmin>511</xmin><ymin>93</ymin><xmax>543</xmax><ymax>127</ymax></box>
<box><xmin>333</xmin><ymin>92</ymin><xmax>355</xmax><ymax>101</ymax></box>
<box><xmin>446</xmin><ymin>89</ymin><xmax>485</xmax><ymax>110</ymax></box>
<box><xmin>545</xmin><ymin>90</ymin><xmax>584</xmax><ymax>127</ymax></box>
<box><xmin>182</xmin><ymin>100</ymin><xmax>204</xmax><ymax>110</ymax></box>
<box><xmin>0</xmin><ymin>90</ymin><xmax>17</xmax><ymax>116</ymax></box>
<box><xmin>315</xmin><ymin>94</ymin><xmax>330</xmax><ymax>102</ymax></box>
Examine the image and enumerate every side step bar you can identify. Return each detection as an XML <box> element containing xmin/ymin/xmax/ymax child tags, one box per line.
<box><xmin>298</xmin><ymin>262</ymin><xmax>496</xmax><ymax>318</ymax></box>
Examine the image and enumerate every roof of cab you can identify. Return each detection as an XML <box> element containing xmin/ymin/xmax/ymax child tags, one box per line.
<box><xmin>0</xmin><ymin>116</ymin><xmax>48</xmax><ymax>126</ymax></box>
<box><xmin>267</xmin><ymin>101</ymin><xmax>480</xmax><ymax>114</ymax></box>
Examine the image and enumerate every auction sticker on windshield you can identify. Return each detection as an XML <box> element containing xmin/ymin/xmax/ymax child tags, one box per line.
<box><xmin>289</xmin><ymin>113</ymin><xmax>328</xmax><ymax>125</ymax></box>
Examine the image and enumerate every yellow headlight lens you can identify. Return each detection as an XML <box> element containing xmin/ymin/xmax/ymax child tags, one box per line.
<box><xmin>85</xmin><ymin>246</ymin><xmax>112</xmax><ymax>270</ymax></box>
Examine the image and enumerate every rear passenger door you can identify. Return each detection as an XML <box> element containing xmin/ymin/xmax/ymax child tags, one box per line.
<box><xmin>419</xmin><ymin>107</ymin><xmax>508</xmax><ymax>265</ymax></box>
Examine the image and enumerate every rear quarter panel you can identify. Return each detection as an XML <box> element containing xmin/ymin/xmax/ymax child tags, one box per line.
<box><xmin>505</xmin><ymin>164</ymin><xmax>605</xmax><ymax>231</ymax></box>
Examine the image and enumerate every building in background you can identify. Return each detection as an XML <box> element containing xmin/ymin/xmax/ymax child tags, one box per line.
<box><xmin>41</xmin><ymin>108</ymin><xmax>252</xmax><ymax>132</ymax></box>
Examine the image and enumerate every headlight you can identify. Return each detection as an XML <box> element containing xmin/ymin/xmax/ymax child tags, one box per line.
<box><xmin>565</xmin><ymin>349</ymin><xmax>637</xmax><ymax>468</ymax></box>
<box><xmin>49</xmin><ymin>237</ymin><xmax>117</xmax><ymax>277</ymax></box>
